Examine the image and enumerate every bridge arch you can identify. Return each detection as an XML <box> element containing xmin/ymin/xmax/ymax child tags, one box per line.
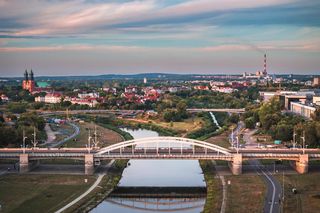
<box><xmin>96</xmin><ymin>137</ymin><xmax>231</xmax><ymax>155</ymax></box>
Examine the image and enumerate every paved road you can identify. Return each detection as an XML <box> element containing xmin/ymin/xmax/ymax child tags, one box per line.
<box><xmin>242</xmin><ymin>128</ymin><xmax>282</xmax><ymax>213</ymax></box>
<box><xmin>48</xmin><ymin>122</ymin><xmax>80</xmax><ymax>148</ymax></box>
<box><xmin>55</xmin><ymin>173</ymin><xmax>105</xmax><ymax>213</ymax></box>
<box><xmin>55</xmin><ymin>160</ymin><xmax>115</xmax><ymax>213</ymax></box>
<box><xmin>229</xmin><ymin>121</ymin><xmax>244</xmax><ymax>147</ymax></box>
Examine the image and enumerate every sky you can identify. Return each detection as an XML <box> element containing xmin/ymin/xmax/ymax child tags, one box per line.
<box><xmin>0</xmin><ymin>0</ymin><xmax>319</xmax><ymax>77</ymax></box>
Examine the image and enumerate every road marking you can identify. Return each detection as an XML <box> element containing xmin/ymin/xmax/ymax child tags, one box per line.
<box><xmin>260</xmin><ymin>168</ymin><xmax>276</xmax><ymax>213</ymax></box>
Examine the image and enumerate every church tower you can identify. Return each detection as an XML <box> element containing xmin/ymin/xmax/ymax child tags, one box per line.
<box><xmin>22</xmin><ymin>69</ymin><xmax>35</xmax><ymax>93</ymax></box>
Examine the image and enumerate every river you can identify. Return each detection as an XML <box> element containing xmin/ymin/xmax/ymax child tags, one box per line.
<box><xmin>91</xmin><ymin>128</ymin><xmax>206</xmax><ymax>213</ymax></box>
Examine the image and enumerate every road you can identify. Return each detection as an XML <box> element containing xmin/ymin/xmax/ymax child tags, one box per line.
<box><xmin>55</xmin><ymin>160</ymin><xmax>114</xmax><ymax>213</ymax></box>
<box><xmin>242</xmin><ymin>128</ymin><xmax>282</xmax><ymax>213</ymax></box>
<box><xmin>48</xmin><ymin>122</ymin><xmax>80</xmax><ymax>148</ymax></box>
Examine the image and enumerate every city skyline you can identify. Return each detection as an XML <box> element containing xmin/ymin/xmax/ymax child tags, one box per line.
<box><xmin>0</xmin><ymin>0</ymin><xmax>320</xmax><ymax>76</ymax></box>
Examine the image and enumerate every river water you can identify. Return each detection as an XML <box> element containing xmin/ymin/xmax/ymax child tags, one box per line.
<box><xmin>91</xmin><ymin>128</ymin><xmax>206</xmax><ymax>213</ymax></box>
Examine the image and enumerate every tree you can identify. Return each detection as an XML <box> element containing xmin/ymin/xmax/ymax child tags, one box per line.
<box><xmin>311</xmin><ymin>107</ymin><xmax>320</xmax><ymax>121</ymax></box>
<box><xmin>8</xmin><ymin>103</ymin><xmax>27</xmax><ymax>114</ymax></box>
<box><xmin>245</xmin><ymin>117</ymin><xmax>255</xmax><ymax>129</ymax></box>
<box><xmin>229</xmin><ymin>113</ymin><xmax>240</xmax><ymax>124</ymax></box>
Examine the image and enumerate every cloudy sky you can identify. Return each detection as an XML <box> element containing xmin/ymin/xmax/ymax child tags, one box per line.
<box><xmin>0</xmin><ymin>0</ymin><xmax>319</xmax><ymax>77</ymax></box>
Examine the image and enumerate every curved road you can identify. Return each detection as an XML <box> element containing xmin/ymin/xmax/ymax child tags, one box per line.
<box><xmin>48</xmin><ymin>122</ymin><xmax>80</xmax><ymax>148</ymax></box>
<box><xmin>243</xmin><ymin>128</ymin><xmax>282</xmax><ymax>213</ymax></box>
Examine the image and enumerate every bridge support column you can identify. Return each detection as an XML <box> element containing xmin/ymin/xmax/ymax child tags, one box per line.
<box><xmin>19</xmin><ymin>154</ymin><xmax>29</xmax><ymax>173</ymax></box>
<box><xmin>84</xmin><ymin>154</ymin><xmax>94</xmax><ymax>175</ymax></box>
<box><xmin>294</xmin><ymin>154</ymin><xmax>309</xmax><ymax>174</ymax></box>
<box><xmin>229</xmin><ymin>154</ymin><xmax>242</xmax><ymax>175</ymax></box>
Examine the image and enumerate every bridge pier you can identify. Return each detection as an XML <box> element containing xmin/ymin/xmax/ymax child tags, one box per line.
<box><xmin>84</xmin><ymin>154</ymin><xmax>94</xmax><ymax>175</ymax></box>
<box><xmin>19</xmin><ymin>154</ymin><xmax>29</xmax><ymax>173</ymax></box>
<box><xmin>229</xmin><ymin>154</ymin><xmax>242</xmax><ymax>175</ymax></box>
<box><xmin>19</xmin><ymin>154</ymin><xmax>40</xmax><ymax>173</ymax></box>
<box><xmin>294</xmin><ymin>154</ymin><xmax>309</xmax><ymax>174</ymax></box>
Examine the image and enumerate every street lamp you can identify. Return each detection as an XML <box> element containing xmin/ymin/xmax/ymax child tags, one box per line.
<box><xmin>301</xmin><ymin>131</ymin><xmax>306</xmax><ymax>154</ymax></box>
<box><xmin>22</xmin><ymin>130</ymin><xmax>28</xmax><ymax>154</ymax></box>
<box><xmin>293</xmin><ymin>131</ymin><xmax>297</xmax><ymax>149</ymax></box>
<box><xmin>236</xmin><ymin>136</ymin><xmax>239</xmax><ymax>154</ymax></box>
<box><xmin>31</xmin><ymin>127</ymin><xmax>38</xmax><ymax>148</ymax></box>
<box><xmin>87</xmin><ymin>130</ymin><xmax>92</xmax><ymax>153</ymax></box>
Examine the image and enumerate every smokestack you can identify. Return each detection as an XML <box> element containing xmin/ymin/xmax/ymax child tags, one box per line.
<box><xmin>263</xmin><ymin>53</ymin><xmax>267</xmax><ymax>76</ymax></box>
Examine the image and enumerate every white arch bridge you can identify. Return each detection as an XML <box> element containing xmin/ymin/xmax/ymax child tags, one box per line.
<box><xmin>95</xmin><ymin>137</ymin><xmax>232</xmax><ymax>160</ymax></box>
<box><xmin>1</xmin><ymin>137</ymin><xmax>319</xmax><ymax>175</ymax></box>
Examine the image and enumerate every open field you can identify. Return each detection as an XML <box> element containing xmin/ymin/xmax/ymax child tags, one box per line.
<box><xmin>225</xmin><ymin>175</ymin><xmax>266</xmax><ymax>213</ymax></box>
<box><xmin>0</xmin><ymin>174</ymin><xmax>95</xmax><ymax>213</ymax></box>
<box><xmin>276</xmin><ymin>173</ymin><xmax>320</xmax><ymax>213</ymax></box>
<box><xmin>63</xmin><ymin>122</ymin><xmax>123</xmax><ymax>148</ymax></box>
<box><xmin>205</xmin><ymin>131</ymin><xmax>231</xmax><ymax>149</ymax></box>
<box><xmin>126</xmin><ymin>117</ymin><xmax>205</xmax><ymax>135</ymax></box>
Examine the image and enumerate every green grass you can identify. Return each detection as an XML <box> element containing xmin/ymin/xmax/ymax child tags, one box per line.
<box><xmin>276</xmin><ymin>173</ymin><xmax>320</xmax><ymax>213</ymax></box>
<box><xmin>199</xmin><ymin>160</ymin><xmax>222</xmax><ymax>213</ymax></box>
<box><xmin>0</xmin><ymin>174</ymin><xmax>95</xmax><ymax>213</ymax></box>
<box><xmin>225</xmin><ymin>175</ymin><xmax>266</xmax><ymax>213</ymax></box>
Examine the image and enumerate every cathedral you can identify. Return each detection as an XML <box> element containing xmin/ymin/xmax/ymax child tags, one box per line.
<box><xmin>22</xmin><ymin>70</ymin><xmax>35</xmax><ymax>93</ymax></box>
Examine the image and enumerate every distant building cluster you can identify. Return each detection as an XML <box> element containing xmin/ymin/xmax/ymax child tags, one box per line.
<box><xmin>260</xmin><ymin>90</ymin><xmax>320</xmax><ymax>119</ymax></box>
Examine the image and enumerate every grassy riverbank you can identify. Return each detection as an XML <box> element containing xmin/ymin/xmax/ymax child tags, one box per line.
<box><xmin>65</xmin><ymin>160</ymin><xmax>129</xmax><ymax>212</ymax></box>
<box><xmin>63</xmin><ymin>121</ymin><xmax>123</xmax><ymax>148</ymax></box>
<box><xmin>199</xmin><ymin>160</ymin><xmax>223</xmax><ymax>213</ymax></box>
<box><xmin>0</xmin><ymin>174</ymin><xmax>96</xmax><ymax>213</ymax></box>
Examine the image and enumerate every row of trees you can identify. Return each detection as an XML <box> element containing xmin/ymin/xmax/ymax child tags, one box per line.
<box><xmin>0</xmin><ymin>112</ymin><xmax>46</xmax><ymax>147</ymax></box>
<box><xmin>243</xmin><ymin>97</ymin><xmax>320</xmax><ymax>147</ymax></box>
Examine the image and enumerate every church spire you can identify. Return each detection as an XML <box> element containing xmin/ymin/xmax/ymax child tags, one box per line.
<box><xmin>30</xmin><ymin>69</ymin><xmax>34</xmax><ymax>81</ymax></box>
<box><xmin>24</xmin><ymin>70</ymin><xmax>29</xmax><ymax>81</ymax></box>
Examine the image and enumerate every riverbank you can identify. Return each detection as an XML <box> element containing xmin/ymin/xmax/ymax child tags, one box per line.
<box><xmin>0</xmin><ymin>174</ymin><xmax>96</xmax><ymax>213</ymax></box>
<box><xmin>64</xmin><ymin>160</ymin><xmax>129</xmax><ymax>213</ymax></box>
<box><xmin>199</xmin><ymin>160</ymin><xmax>223</xmax><ymax>213</ymax></box>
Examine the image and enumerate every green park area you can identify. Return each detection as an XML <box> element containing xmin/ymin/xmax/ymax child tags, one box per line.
<box><xmin>0</xmin><ymin>174</ymin><xmax>95</xmax><ymax>213</ymax></box>
<box><xmin>63</xmin><ymin>121</ymin><xmax>123</xmax><ymax>148</ymax></box>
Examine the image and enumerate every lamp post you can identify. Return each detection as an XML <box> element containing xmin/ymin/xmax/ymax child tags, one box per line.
<box><xmin>301</xmin><ymin>131</ymin><xmax>306</xmax><ymax>154</ymax></box>
<box><xmin>236</xmin><ymin>136</ymin><xmax>239</xmax><ymax>154</ymax></box>
<box><xmin>293</xmin><ymin>131</ymin><xmax>297</xmax><ymax>149</ymax></box>
<box><xmin>22</xmin><ymin>130</ymin><xmax>28</xmax><ymax>154</ymax></box>
<box><xmin>31</xmin><ymin>127</ymin><xmax>38</xmax><ymax>148</ymax></box>
<box><xmin>87</xmin><ymin>130</ymin><xmax>92</xmax><ymax>154</ymax></box>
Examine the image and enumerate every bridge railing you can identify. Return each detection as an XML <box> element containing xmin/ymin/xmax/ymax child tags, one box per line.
<box><xmin>96</xmin><ymin>137</ymin><xmax>232</xmax><ymax>155</ymax></box>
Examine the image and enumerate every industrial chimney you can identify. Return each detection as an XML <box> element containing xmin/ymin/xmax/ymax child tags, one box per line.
<box><xmin>263</xmin><ymin>53</ymin><xmax>267</xmax><ymax>76</ymax></box>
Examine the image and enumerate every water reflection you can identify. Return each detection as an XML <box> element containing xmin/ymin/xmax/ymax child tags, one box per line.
<box><xmin>91</xmin><ymin>128</ymin><xmax>206</xmax><ymax>213</ymax></box>
<box><xmin>95</xmin><ymin>197</ymin><xmax>206</xmax><ymax>213</ymax></box>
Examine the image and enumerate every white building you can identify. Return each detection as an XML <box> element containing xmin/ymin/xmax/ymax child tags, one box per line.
<box><xmin>78</xmin><ymin>92</ymin><xmax>99</xmax><ymax>99</ymax></box>
<box><xmin>291</xmin><ymin>102</ymin><xmax>316</xmax><ymax>119</ymax></box>
<box><xmin>313</xmin><ymin>96</ymin><xmax>320</xmax><ymax>106</ymax></box>
<box><xmin>35</xmin><ymin>93</ymin><xmax>62</xmax><ymax>104</ymax></box>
